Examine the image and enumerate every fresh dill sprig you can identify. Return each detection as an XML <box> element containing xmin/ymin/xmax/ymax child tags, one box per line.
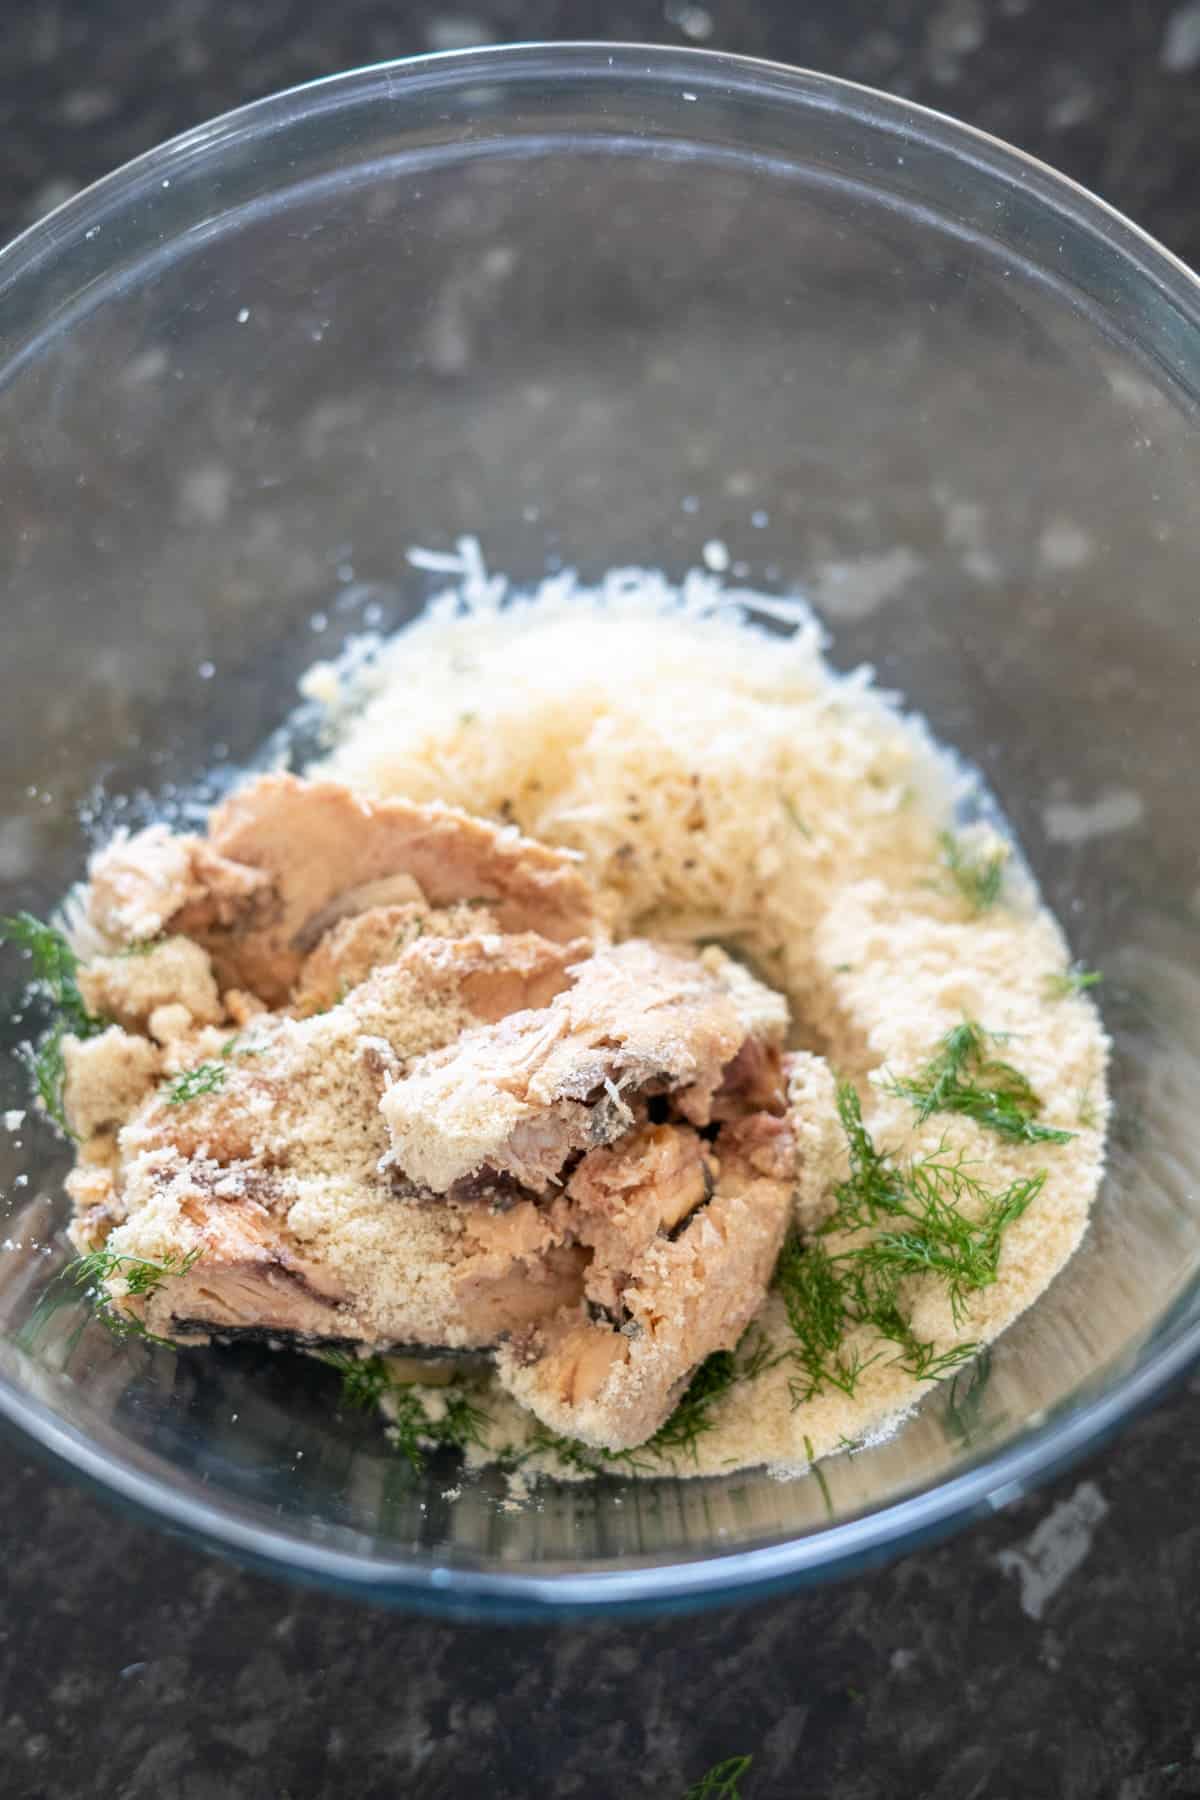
<box><xmin>319</xmin><ymin>1352</ymin><xmax>489</xmax><ymax>1473</ymax></box>
<box><xmin>1044</xmin><ymin>963</ymin><xmax>1103</xmax><ymax>1000</ymax></box>
<box><xmin>1</xmin><ymin>912</ymin><xmax>109</xmax><ymax>1133</ymax></box>
<box><xmin>70</xmin><ymin>1245</ymin><xmax>199</xmax><ymax>1346</ymax></box>
<box><xmin>318</xmin><ymin>1349</ymin><xmax>394</xmax><ymax>1411</ymax></box>
<box><xmin>29</xmin><ymin>1022</ymin><xmax>71</xmax><ymax>1134</ymax></box>
<box><xmin>774</xmin><ymin>1084</ymin><xmax>1043</xmax><ymax>1401</ymax></box>
<box><xmin>0</xmin><ymin>912</ymin><xmax>95</xmax><ymax>1030</ymax></box>
<box><xmin>386</xmin><ymin>1384</ymin><xmax>489</xmax><ymax>1474</ymax></box>
<box><xmin>115</xmin><ymin>936</ymin><xmax>166</xmax><ymax>959</ymax></box>
<box><xmin>831</xmin><ymin>1083</ymin><xmax>905</xmax><ymax>1221</ymax></box>
<box><xmin>164</xmin><ymin>1060</ymin><xmax>228</xmax><ymax>1105</ymax></box>
<box><xmin>781</xmin><ymin>796</ymin><xmax>812</xmax><ymax>840</ymax></box>
<box><xmin>72</xmin><ymin>1245</ymin><xmax>200</xmax><ymax>1298</ymax></box>
<box><xmin>641</xmin><ymin>1330</ymin><xmax>776</xmax><ymax>1462</ymax></box>
<box><xmin>887</xmin><ymin>1021</ymin><xmax>1074</xmax><ymax>1146</ymax></box>
<box><xmin>944</xmin><ymin>1343</ymin><xmax>993</xmax><ymax>1448</ymax></box>
<box><xmin>938</xmin><ymin>830</ymin><xmax>1005</xmax><ymax>914</ymax></box>
<box><xmin>683</xmin><ymin>1756</ymin><xmax>753</xmax><ymax>1800</ymax></box>
<box><xmin>803</xmin><ymin>1434</ymin><xmax>834</xmax><ymax>1517</ymax></box>
<box><xmin>776</xmin><ymin>1234</ymin><xmax>881</xmax><ymax>1404</ymax></box>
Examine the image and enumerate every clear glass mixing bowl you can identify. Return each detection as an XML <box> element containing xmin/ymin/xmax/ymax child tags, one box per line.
<box><xmin>1</xmin><ymin>43</ymin><xmax>1198</xmax><ymax>1617</ymax></box>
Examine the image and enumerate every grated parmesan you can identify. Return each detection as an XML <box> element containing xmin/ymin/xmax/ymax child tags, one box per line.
<box><xmin>299</xmin><ymin>546</ymin><xmax>1110</xmax><ymax>1481</ymax></box>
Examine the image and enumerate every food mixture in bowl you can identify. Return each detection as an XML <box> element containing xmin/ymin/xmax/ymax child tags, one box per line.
<box><xmin>15</xmin><ymin>545</ymin><xmax>1109</xmax><ymax>1484</ymax></box>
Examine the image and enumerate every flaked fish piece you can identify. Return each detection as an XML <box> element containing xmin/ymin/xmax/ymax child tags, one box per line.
<box><xmin>96</xmin><ymin>1148</ymin><xmax>588</xmax><ymax>1350</ymax></box>
<box><xmin>382</xmin><ymin>940</ymin><xmax>777</xmax><ymax>1196</ymax></box>
<box><xmin>102</xmin><ymin>1147</ymin><xmax>589</xmax><ymax>1348</ymax></box>
<box><xmin>291</xmin><ymin>900</ymin><xmax>585</xmax><ymax>1024</ymax></box>
<box><xmin>495</xmin><ymin>1113</ymin><xmax>797</xmax><ymax>1451</ymax></box>
<box><xmin>67</xmin><ymin>787</ymin><xmax>815</xmax><ymax>1455</ymax></box>
<box><xmin>86</xmin><ymin>775</ymin><xmax>599</xmax><ymax>1005</ymax></box>
<box><xmin>554</xmin><ymin>1121</ymin><xmax>719</xmax><ymax>1312</ymax></box>
<box><xmin>86</xmin><ymin>827</ymin><xmax>273</xmax><ymax>947</ymax></box>
<box><xmin>73</xmin><ymin>926</ymin><xmax>597</xmax><ymax>1348</ymax></box>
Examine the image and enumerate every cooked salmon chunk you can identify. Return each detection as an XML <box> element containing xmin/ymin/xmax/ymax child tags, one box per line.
<box><xmin>495</xmin><ymin>1112</ymin><xmax>796</xmax><ymax>1450</ymax></box>
<box><xmin>71</xmin><ymin>927</ymin><xmax>592</xmax><ymax>1348</ymax></box>
<box><xmin>64</xmin><ymin>791</ymin><xmax>815</xmax><ymax>1454</ymax></box>
<box><xmin>86</xmin><ymin>774</ymin><xmax>600</xmax><ymax>1003</ymax></box>
<box><xmin>381</xmin><ymin>939</ymin><xmax>784</xmax><ymax>1195</ymax></box>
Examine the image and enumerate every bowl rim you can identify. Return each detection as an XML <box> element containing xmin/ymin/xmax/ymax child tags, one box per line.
<box><xmin>4</xmin><ymin>39</ymin><xmax>1200</xmax><ymax>1616</ymax></box>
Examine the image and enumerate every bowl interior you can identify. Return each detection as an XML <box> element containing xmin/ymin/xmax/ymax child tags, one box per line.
<box><xmin>1</xmin><ymin>47</ymin><xmax>1199</xmax><ymax>1610</ymax></box>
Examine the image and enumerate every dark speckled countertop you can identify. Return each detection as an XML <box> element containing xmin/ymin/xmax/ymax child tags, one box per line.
<box><xmin>5</xmin><ymin>4</ymin><xmax>1200</xmax><ymax>1797</ymax></box>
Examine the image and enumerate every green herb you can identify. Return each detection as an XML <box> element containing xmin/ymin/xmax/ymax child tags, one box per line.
<box><xmin>319</xmin><ymin>1352</ymin><xmax>489</xmax><ymax>1474</ymax></box>
<box><xmin>163</xmin><ymin>1061</ymin><xmax>227</xmax><ymax>1105</ymax></box>
<box><xmin>776</xmin><ymin>1234</ymin><xmax>881</xmax><ymax>1404</ymax></box>
<box><xmin>774</xmin><ymin>1084</ymin><xmax>1042</xmax><ymax>1402</ymax></box>
<box><xmin>644</xmin><ymin>1328</ymin><xmax>776</xmax><ymax>1461</ymax></box>
<box><xmin>70</xmin><ymin>1245</ymin><xmax>199</xmax><ymax>1346</ymax></box>
<box><xmin>887</xmin><ymin>1021</ymin><xmax>1073</xmax><ymax>1146</ymax></box>
<box><xmin>944</xmin><ymin>1344</ymin><xmax>993</xmax><ymax>1448</ymax></box>
<box><xmin>0</xmin><ymin>912</ymin><xmax>92</xmax><ymax>1028</ymax></box>
<box><xmin>831</xmin><ymin>1081</ymin><xmax>903</xmax><ymax>1216</ymax></box>
<box><xmin>938</xmin><ymin>830</ymin><xmax>1005</xmax><ymax>913</ymax></box>
<box><xmin>1</xmin><ymin>912</ymin><xmax>109</xmax><ymax>1133</ymax></box>
<box><xmin>804</xmin><ymin>1433</ymin><xmax>834</xmax><ymax>1517</ymax></box>
<box><xmin>1044</xmin><ymin>963</ymin><xmax>1103</xmax><ymax>1000</ymax></box>
<box><xmin>1076</xmin><ymin>1084</ymin><xmax>1100</xmax><ymax>1130</ymax></box>
<box><xmin>72</xmin><ymin>1244</ymin><xmax>200</xmax><ymax>1299</ymax></box>
<box><xmin>387</xmin><ymin>1385</ymin><xmax>490</xmax><ymax>1474</ymax></box>
<box><xmin>30</xmin><ymin>1023</ymin><xmax>71</xmax><ymax>1133</ymax></box>
<box><xmin>781</xmin><ymin>796</ymin><xmax>812</xmax><ymax>839</ymax></box>
<box><xmin>115</xmin><ymin>936</ymin><xmax>165</xmax><ymax>959</ymax></box>
<box><xmin>683</xmin><ymin>1756</ymin><xmax>753</xmax><ymax>1800</ymax></box>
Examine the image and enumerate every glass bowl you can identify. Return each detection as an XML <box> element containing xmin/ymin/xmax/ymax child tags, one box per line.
<box><xmin>1</xmin><ymin>43</ymin><xmax>1198</xmax><ymax>1618</ymax></box>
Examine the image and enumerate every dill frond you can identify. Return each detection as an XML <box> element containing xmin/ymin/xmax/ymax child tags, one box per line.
<box><xmin>803</xmin><ymin>1434</ymin><xmax>834</xmax><ymax>1517</ymax></box>
<box><xmin>319</xmin><ymin>1352</ymin><xmax>490</xmax><ymax>1473</ymax></box>
<box><xmin>1044</xmin><ymin>963</ymin><xmax>1103</xmax><ymax>1000</ymax></box>
<box><xmin>938</xmin><ymin>830</ymin><xmax>1005</xmax><ymax>913</ymax></box>
<box><xmin>684</xmin><ymin>1756</ymin><xmax>753</xmax><ymax>1800</ymax></box>
<box><xmin>164</xmin><ymin>1061</ymin><xmax>228</xmax><ymax>1105</ymax></box>
<box><xmin>828</xmin><ymin>1082</ymin><xmax>905</xmax><ymax>1228</ymax></box>
<box><xmin>776</xmin><ymin>1097</ymin><xmax>1043</xmax><ymax>1403</ymax></box>
<box><xmin>853</xmin><ymin>1155</ymin><xmax>1044</xmax><ymax>1328</ymax></box>
<box><xmin>319</xmin><ymin>1350</ymin><xmax>393</xmax><ymax>1411</ymax></box>
<box><xmin>69</xmin><ymin>1245</ymin><xmax>199</xmax><ymax>1347</ymax></box>
<box><xmin>0</xmin><ymin>913</ymin><xmax>92</xmax><ymax>1029</ymax></box>
<box><xmin>1</xmin><ymin>912</ymin><xmax>109</xmax><ymax>1133</ymax></box>
<box><xmin>642</xmin><ymin>1338</ymin><xmax>756</xmax><ymax>1461</ymax></box>
<box><xmin>781</xmin><ymin>796</ymin><xmax>812</xmax><ymax>839</ymax></box>
<box><xmin>944</xmin><ymin>1344</ymin><xmax>993</xmax><ymax>1447</ymax></box>
<box><xmin>115</xmin><ymin>937</ymin><xmax>165</xmax><ymax>959</ymax></box>
<box><xmin>888</xmin><ymin>1021</ymin><xmax>1074</xmax><ymax>1146</ymax></box>
<box><xmin>776</xmin><ymin>1234</ymin><xmax>880</xmax><ymax>1403</ymax></box>
<box><xmin>27</xmin><ymin>1022</ymin><xmax>71</xmax><ymax>1134</ymax></box>
<box><xmin>72</xmin><ymin>1245</ymin><xmax>200</xmax><ymax>1298</ymax></box>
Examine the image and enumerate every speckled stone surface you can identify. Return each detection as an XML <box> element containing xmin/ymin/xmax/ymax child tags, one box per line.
<box><xmin>5</xmin><ymin>4</ymin><xmax>1200</xmax><ymax>1796</ymax></box>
